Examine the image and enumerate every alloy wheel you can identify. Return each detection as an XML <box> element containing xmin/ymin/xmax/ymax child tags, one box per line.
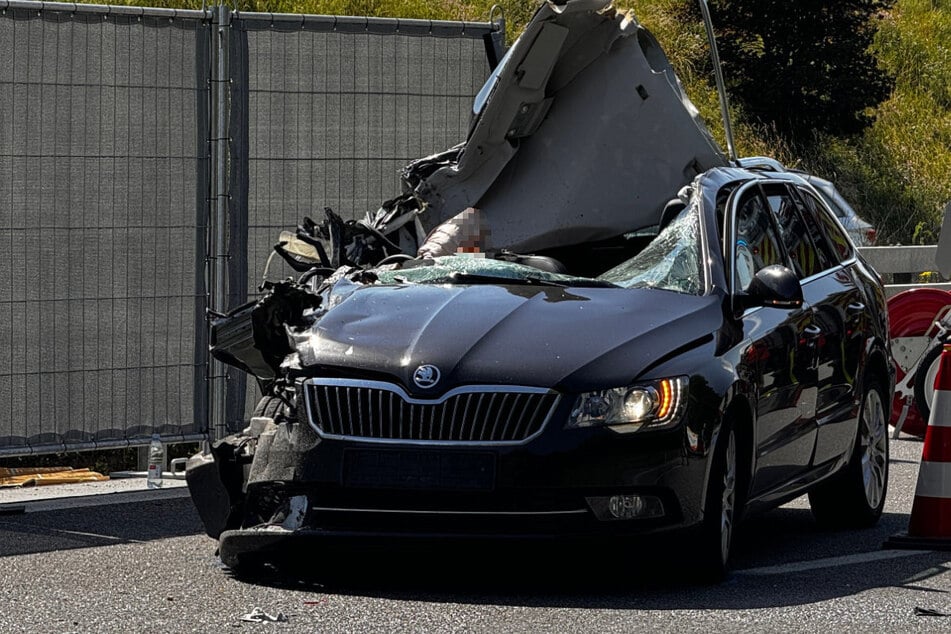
<box><xmin>720</xmin><ymin>430</ymin><xmax>737</xmax><ymax>564</ymax></box>
<box><xmin>860</xmin><ymin>388</ymin><xmax>888</xmax><ymax>510</ymax></box>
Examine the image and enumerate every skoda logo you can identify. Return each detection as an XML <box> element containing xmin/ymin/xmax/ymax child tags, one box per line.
<box><xmin>413</xmin><ymin>364</ymin><xmax>441</xmax><ymax>389</ymax></box>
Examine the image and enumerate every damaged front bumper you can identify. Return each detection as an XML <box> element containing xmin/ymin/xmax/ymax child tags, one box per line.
<box><xmin>190</xmin><ymin>399</ymin><xmax>707</xmax><ymax>571</ymax></box>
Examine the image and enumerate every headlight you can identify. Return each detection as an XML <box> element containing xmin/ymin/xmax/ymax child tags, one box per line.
<box><xmin>566</xmin><ymin>376</ymin><xmax>688</xmax><ymax>432</ymax></box>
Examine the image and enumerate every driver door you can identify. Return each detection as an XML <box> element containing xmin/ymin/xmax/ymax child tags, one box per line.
<box><xmin>728</xmin><ymin>183</ymin><xmax>819</xmax><ymax>496</ymax></box>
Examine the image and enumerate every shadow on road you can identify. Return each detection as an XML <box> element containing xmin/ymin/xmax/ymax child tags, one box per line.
<box><xmin>233</xmin><ymin>507</ymin><xmax>951</xmax><ymax>610</ymax></box>
<box><xmin>0</xmin><ymin>497</ymin><xmax>205</xmax><ymax>557</ymax></box>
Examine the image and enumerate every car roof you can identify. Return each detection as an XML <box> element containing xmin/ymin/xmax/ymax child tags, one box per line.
<box><xmin>699</xmin><ymin>166</ymin><xmax>813</xmax><ymax>190</ymax></box>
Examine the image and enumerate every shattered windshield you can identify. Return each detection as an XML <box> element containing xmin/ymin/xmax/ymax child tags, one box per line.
<box><xmin>597</xmin><ymin>203</ymin><xmax>704</xmax><ymax>295</ymax></box>
<box><xmin>373</xmin><ymin>257</ymin><xmax>616</xmax><ymax>288</ymax></box>
<box><xmin>368</xmin><ymin>203</ymin><xmax>703</xmax><ymax>294</ymax></box>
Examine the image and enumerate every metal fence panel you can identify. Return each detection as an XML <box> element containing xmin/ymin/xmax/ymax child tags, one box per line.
<box><xmin>0</xmin><ymin>2</ymin><xmax>497</xmax><ymax>453</ymax></box>
<box><xmin>226</xmin><ymin>14</ymin><xmax>495</xmax><ymax>430</ymax></box>
<box><xmin>0</xmin><ymin>3</ymin><xmax>211</xmax><ymax>455</ymax></box>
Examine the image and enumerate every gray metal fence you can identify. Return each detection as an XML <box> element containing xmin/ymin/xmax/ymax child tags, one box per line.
<box><xmin>0</xmin><ymin>0</ymin><xmax>497</xmax><ymax>456</ymax></box>
<box><xmin>0</xmin><ymin>1</ymin><xmax>212</xmax><ymax>456</ymax></box>
<box><xmin>222</xmin><ymin>13</ymin><xmax>495</xmax><ymax>433</ymax></box>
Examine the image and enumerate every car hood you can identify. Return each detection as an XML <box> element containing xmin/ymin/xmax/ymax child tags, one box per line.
<box><xmin>292</xmin><ymin>283</ymin><xmax>722</xmax><ymax>394</ymax></box>
<box><xmin>407</xmin><ymin>0</ymin><xmax>727</xmax><ymax>254</ymax></box>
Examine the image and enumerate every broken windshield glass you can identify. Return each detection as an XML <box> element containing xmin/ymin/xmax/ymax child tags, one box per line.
<box><xmin>598</xmin><ymin>203</ymin><xmax>704</xmax><ymax>295</ymax></box>
<box><xmin>372</xmin><ymin>256</ymin><xmax>615</xmax><ymax>287</ymax></box>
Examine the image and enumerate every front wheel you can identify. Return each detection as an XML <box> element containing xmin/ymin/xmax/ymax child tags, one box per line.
<box><xmin>696</xmin><ymin>424</ymin><xmax>738</xmax><ymax>582</ymax></box>
<box><xmin>808</xmin><ymin>380</ymin><xmax>889</xmax><ymax>528</ymax></box>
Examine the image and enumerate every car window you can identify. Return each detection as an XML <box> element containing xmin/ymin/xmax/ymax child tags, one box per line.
<box><xmin>789</xmin><ymin>187</ymin><xmax>836</xmax><ymax>270</ymax></box>
<box><xmin>732</xmin><ymin>188</ymin><xmax>784</xmax><ymax>292</ymax></box>
<box><xmin>763</xmin><ymin>183</ymin><xmax>826</xmax><ymax>279</ymax></box>
<box><xmin>814</xmin><ymin>184</ymin><xmax>849</xmax><ymax>219</ymax></box>
<box><xmin>734</xmin><ymin>188</ymin><xmax>786</xmax><ymax>290</ymax></box>
<box><xmin>599</xmin><ymin>201</ymin><xmax>703</xmax><ymax>295</ymax></box>
<box><xmin>797</xmin><ymin>188</ymin><xmax>853</xmax><ymax>262</ymax></box>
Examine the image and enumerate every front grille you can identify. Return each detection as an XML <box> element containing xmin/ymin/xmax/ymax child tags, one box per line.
<box><xmin>303</xmin><ymin>379</ymin><xmax>560</xmax><ymax>444</ymax></box>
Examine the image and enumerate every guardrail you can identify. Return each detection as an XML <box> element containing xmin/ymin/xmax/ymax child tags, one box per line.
<box><xmin>858</xmin><ymin>246</ymin><xmax>951</xmax><ymax>297</ymax></box>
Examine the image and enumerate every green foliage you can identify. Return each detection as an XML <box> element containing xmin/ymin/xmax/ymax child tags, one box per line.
<box><xmin>638</xmin><ymin>0</ymin><xmax>950</xmax><ymax>244</ymax></box>
<box><xmin>861</xmin><ymin>92</ymin><xmax>951</xmax><ymax>241</ymax></box>
<box><xmin>875</xmin><ymin>0</ymin><xmax>951</xmax><ymax>108</ymax></box>
<box><xmin>795</xmin><ymin>133</ymin><xmax>928</xmax><ymax>243</ymax></box>
<box><xmin>635</xmin><ymin>1</ymin><xmax>798</xmax><ymax>160</ymax></box>
<box><xmin>706</xmin><ymin>0</ymin><xmax>894</xmax><ymax>142</ymax></box>
<box><xmin>859</xmin><ymin>1</ymin><xmax>951</xmax><ymax>242</ymax></box>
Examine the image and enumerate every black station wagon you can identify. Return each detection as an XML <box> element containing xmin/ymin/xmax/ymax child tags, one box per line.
<box><xmin>186</xmin><ymin>0</ymin><xmax>893</xmax><ymax>580</ymax></box>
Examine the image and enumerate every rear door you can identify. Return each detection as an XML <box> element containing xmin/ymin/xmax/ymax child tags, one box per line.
<box><xmin>793</xmin><ymin>184</ymin><xmax>868</xmax><ymax>465</ymax></box>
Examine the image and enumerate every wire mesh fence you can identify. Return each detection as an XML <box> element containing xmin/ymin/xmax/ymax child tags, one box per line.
<box><xmin>225</xmin><ymin>14</ymin><xmax>495</xmax><ymax>431</ymax></box>
<box><xmin>0</xmin><ymin>3</ymin><xmax>211</xmax><ymax>456</ymax></box>
<box><xmin>0</xmin><ymin>1</ymin><xmax>496</xmax><ymax>455</ymax></box>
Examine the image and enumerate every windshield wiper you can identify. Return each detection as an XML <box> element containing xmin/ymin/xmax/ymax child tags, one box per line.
<box><xmin>447</xmin><ymin>272</ymin><xmax>618</xmax><ymax>288</ymax></box>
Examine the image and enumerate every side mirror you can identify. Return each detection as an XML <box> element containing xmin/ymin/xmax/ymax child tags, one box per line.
<box><xmin>735</xmin><ymin>264</ymin><xmax>803</xmax><ymax>313</ymax></box>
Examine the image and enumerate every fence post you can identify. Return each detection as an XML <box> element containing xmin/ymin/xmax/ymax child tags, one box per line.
<box><xmin>207</xmin><ymin>3</ymin><xmax>232</xmax><ymax>444</ymax></box>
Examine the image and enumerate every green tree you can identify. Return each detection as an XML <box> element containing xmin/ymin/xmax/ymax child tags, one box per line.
<box><xmin>708</xmin><ymin>0</ymin><xmax>894</xmax><ymax>142</ymax></box>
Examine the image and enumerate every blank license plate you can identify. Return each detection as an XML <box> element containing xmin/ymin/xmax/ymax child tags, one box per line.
<box><xmin>343</xmin><ymin>449</ymin><xmax>496</xmax><ymax>491</ymax></box>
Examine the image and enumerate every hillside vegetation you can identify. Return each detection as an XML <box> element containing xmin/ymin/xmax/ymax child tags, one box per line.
<box><xmin>100</xmin><ymin>0</ymin><xmax>951</xmax><ymax>244</ymax></box>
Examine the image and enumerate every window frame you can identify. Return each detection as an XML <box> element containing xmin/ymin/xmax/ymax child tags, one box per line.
<box><xmin>761</xmin><ymin>182</ymin><xmax>830</xmax><ymax>280</ymax></box>
<box><xmin>795</xmin><ymin>184</ymin><xmax>856</xmax><ymax>264</ymax></box>
<box><xmin>724</xmin><ymin>180</ymin><xmax>790</xmax><ymax>296</ymax></box>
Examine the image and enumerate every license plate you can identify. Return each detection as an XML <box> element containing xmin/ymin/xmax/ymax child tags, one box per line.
<box><xmin>343</xmin><ymin>449</ymin><xmax>496</xmax><ymax>491</ymax></box>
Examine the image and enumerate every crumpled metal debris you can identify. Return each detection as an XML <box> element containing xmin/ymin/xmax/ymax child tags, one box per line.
<box><xmin>240</xmin><ymin>607</ymin><xmax>288</xmax><ymax>623</ymax></box>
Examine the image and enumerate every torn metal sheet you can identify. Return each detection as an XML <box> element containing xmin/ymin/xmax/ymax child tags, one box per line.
<box><xmin>407</xmin><ymin>0</ymin><xmax>726</xmax><ymax>253</ymax></box>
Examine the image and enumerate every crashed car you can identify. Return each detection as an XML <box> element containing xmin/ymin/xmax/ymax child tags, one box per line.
<box><xmin>186</xmin><ymin>0</ymin><xmax>893</xmax><ymax>580</ymax></box>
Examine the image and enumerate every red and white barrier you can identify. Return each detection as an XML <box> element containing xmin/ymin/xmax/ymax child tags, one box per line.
<box><xmin>886</xmin><ymin>343</ymin><xmax>951</xmax><ymax>550</ymax></box>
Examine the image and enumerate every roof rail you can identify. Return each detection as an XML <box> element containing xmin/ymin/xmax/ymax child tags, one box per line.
<box><xmin>735</xmin><ymin>156</ymin><xmax>786</xmax><ymax>172</ymax></box>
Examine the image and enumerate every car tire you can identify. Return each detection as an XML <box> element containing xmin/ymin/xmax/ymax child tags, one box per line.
<box><xmin>696</xmin><ymin>423</ymin><xmax>738</xmax><ymax>583</ymax></box>
<box><xmin>912</xmin><ymin>344</ymin><xmax>943</xmax><ymax>425</ymax></box>
<box><xmin>808</xmin><ymin>378</ymin><xmax>889</xmax><ymax>528</ymax></box>
<box><xmin>252</xmin><ymin>395</ymin><xmax>284</xmax><ymax>422</ymax></box>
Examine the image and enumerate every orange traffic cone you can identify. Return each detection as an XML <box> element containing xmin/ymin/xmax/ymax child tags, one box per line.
<box><xmin>885</xmin><ymin>343</ymin><xmax>951</xmax><ymax>550</ymax></box>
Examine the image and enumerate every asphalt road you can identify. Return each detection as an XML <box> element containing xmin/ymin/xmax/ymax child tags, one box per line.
<box><xmin>1</xmin><ymin>435</ymin><xmax>949</xmax><ymax>633</ymax></box>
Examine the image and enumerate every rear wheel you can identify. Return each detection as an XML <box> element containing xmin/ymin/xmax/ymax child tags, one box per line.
<box><xmin>808</xmin><ymin>379</ymin><xmax>888</xmax><ymax>527</ymax></box>
<box><xmin>696</xmin><ymin>424</ymin><xmax>738</xmax><ymax>582</ymax></box>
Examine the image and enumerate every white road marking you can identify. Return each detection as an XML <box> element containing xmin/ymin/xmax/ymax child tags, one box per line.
<box><xmin>737</xmin><ymin>549</ymin><xmax>935</xmax><ymax>576</ymax></box>
<box><xmin>0</xmin><ymin>520</ymin><xmax>147</xmax><ymax>543</ymax></box>
<box><xmin>49</xmin><ymin>527</ymin><xmax>145</xmax><ymax>543</ymax></box>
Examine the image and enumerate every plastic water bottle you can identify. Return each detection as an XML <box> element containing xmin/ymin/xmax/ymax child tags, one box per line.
<box><xmin>147</xmin><ymin>434</ymin><xmax>165</xmax><ymax>489</ymax></box>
